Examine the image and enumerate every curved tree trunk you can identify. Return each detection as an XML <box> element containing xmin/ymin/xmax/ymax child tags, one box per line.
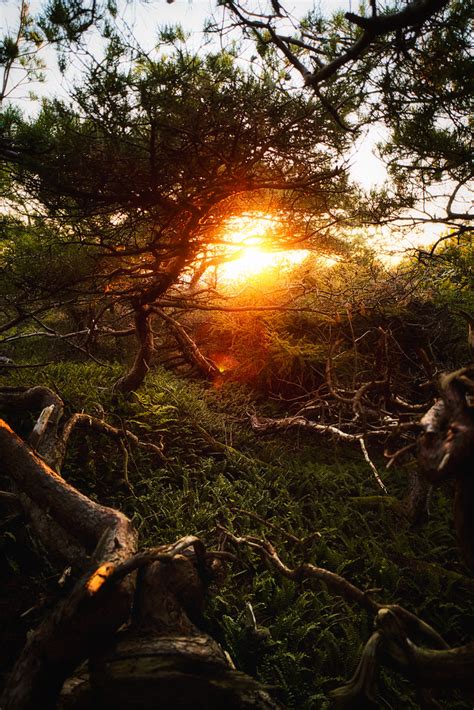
<box><xmin>112</xmin><ymin>248</ymin><xmax>193</xmax><ymax>396</ymax></box>
<box><xmin>113</xmin><ymin>306</ymin><xmax>154</xmax><ymax>395</ymax></box>
<box><xmin>154</xmin><ymin>307</ymin><xmax>220</xmax><ymax>379</ymax></box>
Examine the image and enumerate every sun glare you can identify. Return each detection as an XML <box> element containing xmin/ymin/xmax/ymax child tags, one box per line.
<box><xmin>215</xmin><ymin>215</ymin><xmax>309</xmax><ymax>283</ymax></box>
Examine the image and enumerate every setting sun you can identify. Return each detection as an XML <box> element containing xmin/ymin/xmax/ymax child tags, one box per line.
<box><xmin>214</xmin><ymin>215</ymin><xmax>309</xmax><ymax>283</ymax></box>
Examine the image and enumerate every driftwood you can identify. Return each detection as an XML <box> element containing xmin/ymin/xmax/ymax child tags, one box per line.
<box><xmin>0</xmin><ymin>390</ymin><xmax>278</xmax><ymax>709</ymax></box>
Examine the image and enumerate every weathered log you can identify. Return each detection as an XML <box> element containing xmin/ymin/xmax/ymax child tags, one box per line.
<box><xmin>0</xmin><ymin>419</ymin><xmax>138</xmax><ymax>709</ymax></box>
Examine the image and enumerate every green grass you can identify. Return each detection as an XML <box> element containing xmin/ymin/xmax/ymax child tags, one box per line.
<box><xmin>1</xmin><ymin>362</ymin><xmax>473</xmax><ymax>708</ymax></box>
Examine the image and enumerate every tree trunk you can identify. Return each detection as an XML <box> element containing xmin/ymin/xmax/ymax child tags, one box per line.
<box><xmin>113</xmin><ymin>306</ymin><xmax>154</xmax><ymax>394</ymax></box>
<box><xmin>403</xmin><ymin>468</ymin><xmax>432</xmax><ymax>524</ymax></box>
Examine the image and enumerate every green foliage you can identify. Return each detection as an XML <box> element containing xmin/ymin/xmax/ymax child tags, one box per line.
<box><xmin>373</xmin><ymin>0</ymin><xmax>473</xmax><ymax>204</ymax></box>
<box><xmin>1</xmin><ymin>360</ymin><xmax>473</xmax><ymax>708</ymax></box>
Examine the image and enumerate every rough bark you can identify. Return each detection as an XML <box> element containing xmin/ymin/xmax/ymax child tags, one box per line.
<box><xmin>403</xmin><ymin>468</ymin><xmax>432</xmax><ymax>524</ymax></box>
<box><xmin>78</xmin><ymin>553</ymin><xmax>278</xmax><ymax>709</ymax></box>
<box><xmin>154</xmin><ymin>307</ymin><xmax>220</xmax><ymax>379</ymax></box>
<box><xmin>418</xmin><ymin>367</ymin><xmax>474</xmax><ymax>569</ymax></box>
<box><xmin>113</xmin><ymin>306</ymin><xmax>154</xmax><ymax>395</ymax></box>
<box><xmin>0</xmin><ymin>419</ymin><xmax>138</xmax><ymax>709</ymax></box>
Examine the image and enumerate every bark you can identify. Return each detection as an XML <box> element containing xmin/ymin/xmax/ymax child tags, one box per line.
<box><xmin>404</xmin><ymin>468</ymin><xmax>432</xmax><ymax>524</ymax></box>
<box><xmin>154</xmin><ymin>307</ymin><xmax>220</xmax><ymax>379</ymax></box>
<box><xmin>0</xmin><ymin>386</ymin><xmax>64</xmax><ymax>469</ymax></box>
<box><xmin>113</xmin><ymin>306</ymin><xmax>154</xmax><ymax>394</ymax></box>
<box><xmin>418</xmin><ymin>367</ymin><xmax>474</xmax><ymax>569</ymax></box>
<box><xmin>0</xmin><ymin>419</ymin><xmax>137</xmax><ymax>709</ymax></box>
<box><xmin>0</xmin><ymin>387</ymin><xmax>88</xmax><ymax>562</ymax></box>
<box><xmin>227</xmin><ymin>0</ymin><xmax>449</xmax><ymax>100</ymax></box>
<box><xmin>78</xmin><ymin>553</ymin><xmax>278</xmax><ymax>709</ymax></box>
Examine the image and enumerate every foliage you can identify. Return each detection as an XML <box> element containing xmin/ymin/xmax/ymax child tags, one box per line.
<box><xmin>1</xmin><ymin>359</ymin><xmax>473</xmax><ymax>707</ymax></box>
<box><xmin>373</xmin><ymin>0</ymin><xmax>473</xmax><ymax>198</ymax></box>
<box><xmin>178</xmin><ymin>248</ymin><xmax>472</xmax><ymax>396</ymax></box>
<box><xmin>220</xmin><ymin>0</ymin><xmax>473</xmax><ymax>233</ymax></box>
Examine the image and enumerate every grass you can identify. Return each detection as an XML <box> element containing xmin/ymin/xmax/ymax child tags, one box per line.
<box><xmin>1</xmin><ymin>362</ymin><xmax>473</xmax><ymax>708</ymax></box>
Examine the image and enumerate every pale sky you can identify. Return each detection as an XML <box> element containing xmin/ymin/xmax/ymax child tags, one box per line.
<box><xmin>2</xmin><ymin>0</ymin><xmax>388</xmax><ymax>187</ymax></box>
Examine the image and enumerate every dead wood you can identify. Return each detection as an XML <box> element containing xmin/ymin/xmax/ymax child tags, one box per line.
<box><xmin>0</xmin><ymin>402</ymin><xmax>278</xmax><ymax>708</ymax></box>
<box><xmin>0</xmin><ymin>385</ymin><xmax>164</xmax><ymax>473</ymax></box>
<box><xmin>153</xmin><ymin>307</ymin><xmax>220</xmax><ymax>379</ymax></box>
<box><xmin>219</xmin><ymin>527</ymin><xmax>447</xmax><ymax>645</ymax></box>
<box><xmin>220</xmin><ymin>529</ymin><xmax>474</xmax><ymax>706</ymax></box>
<box><xmin>248</xmin><ymin>361</ymin><xmax>474</xmax><ymax>539</ymax></box>
<box><xmin>332</xmin><ymin>609</ymin><xmax>474</xmax><ymax>708</ymax></box>
<box><xmin>0</xmin><ymin>419</ymin><xmax>137</xmax><ymax>709</ymax></box>
<box><xmin>418</xmin><ymin>367</ymin><xmax>474</xmax><ymax>568</ymax></box>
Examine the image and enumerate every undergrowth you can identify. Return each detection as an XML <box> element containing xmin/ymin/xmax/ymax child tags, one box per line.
<box><xmin>1</xmin><ymin>362</ymin><xmax>473</xmax><ymax>708</ymax></box>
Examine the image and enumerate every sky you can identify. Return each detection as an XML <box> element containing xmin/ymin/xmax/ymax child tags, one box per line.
<box><xmin>1</xmin><ymin>0</ymin><xmax>388</xmax><ymax>188</ymax></box>
<box><xmin>3</xmin><ymin>0</ymin><xmax>447</xmax><ymax>258</ymax></box>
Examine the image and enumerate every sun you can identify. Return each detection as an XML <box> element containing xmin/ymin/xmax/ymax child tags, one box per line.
<box><xmin>215</xmin><ymin>214</ymin><xmax>308</xmax><ymax>283</ymax></box>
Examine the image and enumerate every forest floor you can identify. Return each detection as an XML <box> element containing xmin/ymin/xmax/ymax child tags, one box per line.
<box><xmin>1</xmin><ymin>361</ymin><xmax>473</xmax><ymax>709</ymax></box>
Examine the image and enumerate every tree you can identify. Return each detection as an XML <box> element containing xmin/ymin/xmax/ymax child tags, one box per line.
<box><xmin>372</xmin><ymin>0</ymin><xmax>473</xmax><ymax>232</ymax></box>
<box><xmin>1</xmin><ymin>35</ymin><xmax>349</xmax><ymax>392</ymax></box>
<box><xmin>220</xmin><ymin>0</ymin><xmax>473</xmax><ymax>237</ymax></box>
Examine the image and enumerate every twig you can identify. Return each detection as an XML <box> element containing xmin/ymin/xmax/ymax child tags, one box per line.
<box><xmin>384</xmin><ymin>442</ymin><xmax>416</xmax><ymax>469</ymax></box>
<box><xmin>230</xmin><ymin>506</ymin><xmax>310</xmax><ymax>544</ymax></box>
<box><xmin>360</xmin><ymin>437</ymin><xmax>387</xmax><ymax>493</ymax></box>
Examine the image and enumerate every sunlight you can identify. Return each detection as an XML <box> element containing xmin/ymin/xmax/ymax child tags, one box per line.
<box><xmin>216</xmin><ymin>215</ymin><xmax>309</xmax><ymax>283</ymax></box>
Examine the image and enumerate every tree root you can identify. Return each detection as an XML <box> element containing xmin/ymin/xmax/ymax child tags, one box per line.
<box><xmin>219</xmin><ymin>527</ymin><xmax>474</xmax><ymax>706</ymax></box>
